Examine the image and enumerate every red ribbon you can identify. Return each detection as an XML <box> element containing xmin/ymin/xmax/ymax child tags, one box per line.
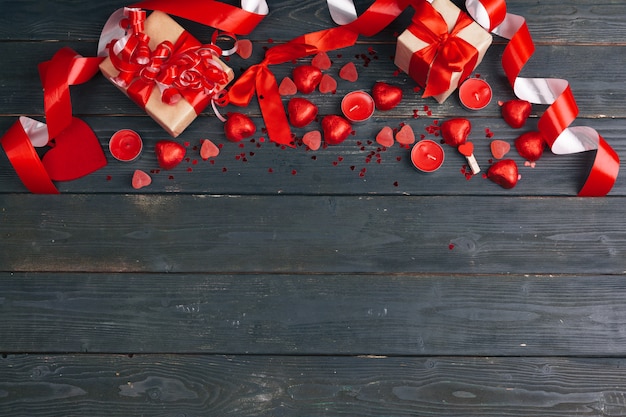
<box><xmin>407</xmin><ymin>1</ymin><xmax>479</xmax><ymax>98</ymax></box>
<box><xmin>465</xmin><ymin>0</ymin><xmax>619</xmax><ymax>196</ymax></box>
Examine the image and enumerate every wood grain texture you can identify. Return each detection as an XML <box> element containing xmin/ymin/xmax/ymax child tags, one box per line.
<box><xmin>2</xmin><ymin>354</ymin><xmax>626</xmax><ymax>417</ymax></box>
<box><xmin>3</xmin><ymin>273</ymin><xmax>626</xmax><ymax>355</ymax></box>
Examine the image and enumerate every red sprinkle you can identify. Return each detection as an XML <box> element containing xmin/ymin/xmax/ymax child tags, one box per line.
<box><xmin>449</xmin><ymin>243</ymin><xmax>455</xmax><ymax>250</ymax></box>
<box><xmin>291</xmin><ymin>169</ymin><xmax>297</xmax><ymax>175</ymax></box>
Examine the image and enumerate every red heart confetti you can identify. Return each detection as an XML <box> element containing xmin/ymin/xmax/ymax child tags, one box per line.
<box><xmin>487</xmin><ymin>159</ymin><xmax>519</xmax><ymax>189</ymax></box>
<box><xmin>440</xmin><ymin>118</ymin><xmax>471</xmax><ymax>147</ymax></box>
<box><xmin>458</xmin><ymin>141</ymin><xmax>474</xmax><ymax>157</ymax></box>
<box><xmin>287</xmin><ymin>97</ymin><xmax>318</xmax><ymax>128</ymax></box>
<box><xmin>371</xmin><ymin>82</ymin><xmax>403</xmax><ymax>111</ymax></box>
<box><xmin>515</xmin><ymin>131</ymin><xmax>546</xmax><ymax>162</ymax></box>
<box><xmin>200</xmin><ymin>139</ymin><xmax>220</xmax><ymax>160</ymax></box>
<box><xmin>375</xmin><ymin>126</ymin><xmax>395</xmax><ymax>147</ymax></box>
<box><xmin>395</xmin><ymin>124</ymin><xmax>415</xmax><ymax>145</ymax></box>
<box><xmin>131</xmin><ymin>169</ymin><xmax>152</xmax><ymax>189</ymax></box>
<box><xmin>278</xmin><ymin>77</ymin><xmax>297</xmax><ymax>96</ymax></box>
<box><xmin>490</xmin><ymin>140</ymin><xmax>511</xmax><ymax>159</ymax></box>
<box><xmin>236</xmin><ymin>39</ymin><xmax>253</xmax><ymax>59</ymax></box>
<box><xmin>293</xmin><ymin>65</ymin><xmax>323</xmax><ymax>94</ymax></box>
<box><xmin>312</xmin><ymin>51</ymin><xmax>332</xmax><ymax>70</ymax></box>
<box><xmin>302</xmin><ymin>130</ymin><xmax>322</xmax><ymax>151</ymax></box>
<box><xmin>224</xmin><ymin>112</ymin><xmax>257</xmax><ymax>142</ymax></box>
<box><xmin>501</xmin><ymin>99</ymin><xmax>532</xmax><ymax>129</ymax></box>
<box><xmin>155</xmin><ymin>140</ymin><xmax>186</xmax><ymax>170</ymax></box>
<box><xmin>319</xmin><ymin>74</ymin><xmax>337</xmax><ymax>94</ymax></box>
<box><xmin>321</xmin><ymin>115</ymin><xmax>352</xmax><ymax>145</ymax></box>
<box><xmin>339</xmin><ymin>62</ymin><xmax>358</xmax><ymax>82</ymax></box>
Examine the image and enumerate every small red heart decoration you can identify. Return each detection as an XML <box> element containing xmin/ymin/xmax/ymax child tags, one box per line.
<box><xmin>501</xmin><ymin>99</ymin><xmax>532</xmax><ymax>129</ymax></box>
<box><xmin>319</xmin><ymin>74</ymin><xmax>337</xmax><ymax>94</ymax></box>
<box><xmin>487</xmin><ymin>159</ymin><xmax>519</xmax><ymax>189</ymax></box>
<box><xmin>339</xmin><ymin>62</ymin><xmax>358</xmax><ymax>82</ymax></box>
<box><xmin>224</xmin><ymin>112</ymin><xmax>257</xmax><ymax>142</ymax></box>
<box><xmin>132</xmin><ymin>169</ymin><xmax>152</xmax><ymax>189</ymax></box>
<box><xmin>372</xmin><ymin>82</ymin><xmax>403</xmax><ymax>111</ymax></box>
<box><xmin>458</xmin><ymin>141</ymin><xmax>474</xmax><ymax>157</ymax></box>
<box><xmin>278</xmin><ymin>77</ymin><xmax>297</xmax><ymax>96</ymax></box>
<box><xmin>200</xmin><ymin>139</ymin><xmax>220</xmax><ymax>160</ymax></box>
<box><xmin>155</xmin><ymin>140</ymin><xmax>186</xmax><ymax>170</ymax></box>
<box><xmin>440</xmin><ymin>118</ymin><xmax>471</xmax><ymax>147</ymax></box>
<box><xmin>312</xmin><ymin>51</ymin><xmax>332</xmax><ymax>70</ymax></box>
<box><xmin>490</xmin><ymin>140</ymin><xmax>511</xmax><ymax>159</ymax></box>
<box><xmin>395</xmin><ymin>124</ymin><xmax>415</xmax><ymax>145</ymax></box>
<box><xmin>287</xmin><ymin>98</ymin><xmax>319</xmax><ymax>128</ymax></box>
<box><xmin>42</xmin><ymin>117</ymin><xmax>107</xmax><ymax>181</ymax></box>
<box><xmin>292</xmin><ymin>65</ymin><xmax>323</xmax><ymax>94</ymax></box>
<box><xmin>321</xmin><ymin>115</ymin><xmax>352</xmax><ymax>145</ymax></box>
<box><xmin>235</xmin><ymin>39</ymin><xmax>253</xmax><ymax>59</ymax></box>
<box><xmin>302</xmin><ymin>130</ymin><xmax>322</xmax><ymax>151</ymax></box>
<box><xmin>375</xmin><ymin>126</ymin><xmax>394</xmax><ymax>147</ymax></box>
<box><xmin>515</xmin><ymin>131</ymin><xmax>546</xmax><ymax>162</ymax></box>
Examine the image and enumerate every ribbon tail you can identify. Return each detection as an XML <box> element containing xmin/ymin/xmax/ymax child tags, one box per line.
<box><xmin>578</xmin><ymin>135</ymin><xmax>620</xmax><ymax>197</ymax></box>
<box><xmin>256</xmin><ymin>67</ymin><xmax>293</xmax><ymax>147</ymax></box>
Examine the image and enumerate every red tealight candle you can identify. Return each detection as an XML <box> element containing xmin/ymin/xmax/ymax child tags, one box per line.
<box><xmin>411</xmin><ymin>140</ymin><xmax>445</xmax><ymax>173</ymax></box>
<box><xmin>459</xmin><ymin>78</ymin><xmax>492</xmax><ymax>110</ymax></box>
<box><xmin>341</xmin><ymin>91</ymin><xmax>375</xmax><ymax>122</ymax></box>
<box><xmin>109</xmin><ymin>129</ymin><xmax>143</xmax><ymax>162</ymax></box>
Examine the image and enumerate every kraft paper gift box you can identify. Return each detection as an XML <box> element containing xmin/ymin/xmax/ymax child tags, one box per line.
<box><xmin>100</xmin><ymin>10</ymin><xmax>234</xmax><ymax>137</ymax></box>
<box><xmin>394</xmin><ymin>0</ymin><xmax>492</xmax><ymax>103</ymax></box>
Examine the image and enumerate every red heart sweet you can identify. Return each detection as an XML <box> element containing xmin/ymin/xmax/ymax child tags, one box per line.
<box><xmin>302</xmin><ymin>130</ymin><xmax>322</xmax><ymax>151</ymax></box>
<box><xmin>375</xmin><ymin>126</ymin><xmax>394</xmax><ymax>147</ymax></box>
<box><xmin>236</xmin><ymin>39</ymin><xmax>253</xmax><ymax>59</ymax></box>
<box><xmin>312</xmin><ymin>51</ymin><xmax>332</xmax><ymax>70</ymax></box>
<box><xmin>395</xmin><ymin>124</ymin><xmax>415</xmax><ymax>145</ymax></box>
<box><xmin>501</xmin><ymin>99</ymin><xmax>532</xmax><ymax>129</ymax></box>
<box><xmin>372</xmin><ymin>82</ymin><xmax>403</xmax><ymax>111</ymax></box>
<box><xmin>321</xmin><ymin>115</ymin><xmax>352</xmax><ymax>145</ymax></box>
<box><xmin>224</xmin><ymin>112</ymin><xmax>257</xmax><ymax>142</ymax></box>
<box><xmin>278</xmin><ymin>77</ymin><xmax>297</xmax><ymax>96</ymax></box>
<box><xmin>42</xmin><ymin>117</ymin><xmax>107</xmax><ymax>181</ymax></box>
<box><xmin>490</xmin><ymin>139</ymin><xmax>511</xmax><ymax>159</ymax></box>
<box><xmin>487</xmin><ymin>159</ymin><xmax>519</xmax><ymax>189</ymax></box>
<box><xmin>515</xmin><ymin>131</ymin><xmax>546</xmax><ymax>162</ymax></box>
<box><xmin>200</xmin><ymin>139</ymin><xmax>220</xmax><ymax>160</ymax></box>
<box><xmin>292</xmin><ymin>65</ymin><xmax>323</xmax><ymax>94</ymax></box>
<box><xmin>458</xmin><ymin>141</ymin><xmax>474</xmax><ymax>157</ymax></box>
<box><xmin>155</xmin><ymin>140</ymin><xmax>186</xmax><ymax>170</ymax></box>
<box><xmin>440</xmin><ymin>118</ymin><xmax>471</xmax><ymax>147</ymax></box>
<box><xmin>339</xmin><ymin>62</ymin><xmax>358</xmax><ymax>82</ymax></box>
<box><xmin>319</xmin><ymin>74</ymin><xmax>337</xmax><ymax>94</ymax></box>
<box><xmin>132</xmin><ymin>169</ymin><xmax>152</xmax><ymax>189</ymax></box>
<box><xmin>288</xmin><ymin>98</ymin><xmax>319</xmax><ymax>128</ymax></box>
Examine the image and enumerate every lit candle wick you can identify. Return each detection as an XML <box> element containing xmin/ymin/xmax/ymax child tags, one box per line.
<box><xmin>350</xmin><ymin>104</ymin><xmax>360</xmax><ymax>112</ymax></box>
<box><xmin>427</xmin><ymin>154</ymin><xmax>437</xmax><ymax>161</ymax></box>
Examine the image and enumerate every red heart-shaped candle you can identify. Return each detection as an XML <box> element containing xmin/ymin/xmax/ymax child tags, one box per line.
<box><xmin>155</xmin><ymin>140</ymin><xmax>186</xmax><ymax>170</ymax></box>
<box><xmin>288</xmin><ymin>97</ymin><xmax>319</xmax><ymax>128</ymax></box>
<box><xmin>440</xmin><ymin>118</ymin><xmax>471</xmax><ymax>147</ymax></box>
<box><xmin>487</xmin><ymin>159</ymin><xmax>519</xmax><ymax>189</ymax></box>
<box><xmin>292</xmin><ymin>65</ymin><xmax>323</xmax><ymax>94</ymax></box>
<box><xmin>515</xmin><ymin>131</ymin><xmax>546</xmax><ymax>162</ymax></box>
<box><xmin>224</xmin><ymin>112</ymin><xmax>257</xmax><ymax>142</ymax></box>
<box><xmin>372</xmin><ymin>82</ymin><xmax>403</xmax><ymax>111</ymax></box>
<box><xmin>501</xmin><ymin>99</ymin><xmax>532</xmax><ymax>129</ymax></box>
<box><xmin>322</xmin><ymin>115</ymin><xmax>352</xmax><ymax>145</ymax></box>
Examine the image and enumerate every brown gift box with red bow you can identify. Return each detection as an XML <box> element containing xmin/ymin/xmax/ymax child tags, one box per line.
<box><xmin>394</xmin><ymin>0</ymin><xmax>492</xmax><ymax>103</ymax></box>
<box><xmin>100</xmin><ymin>11</ymin><xmax>234</xmax><ymax>137</ymax></box>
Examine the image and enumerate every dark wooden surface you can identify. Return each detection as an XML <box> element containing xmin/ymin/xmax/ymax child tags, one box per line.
<box><xmin>1</xmin><ymin>0</ymin><xmax>626</xmax><ymax>416</ymax></box>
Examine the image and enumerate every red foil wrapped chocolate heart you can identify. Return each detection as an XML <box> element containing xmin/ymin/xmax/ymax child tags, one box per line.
<box><xmin>515</xmin><ymin>131</ymin><xmax>546</xmax><ymax>162</ymax></box>
<box><xmin>155</xmin><ymin>140</ymin><xmax>186</xmax><ymax>170</ymax></box>
<box><xmin>501</xmin><ymin>99</ymin><xmax>532</xmax><ymax>129</ymax></box>
<box><xmin>292</xmin><ymin>65</ymin><xmax>323</xmax><ymax>94</ymax></box>
<box><xmin>440</xmin><ymin>118</ymin><xmax>471</xmax><ymax>147</ymax></box>
<box><xmin>287</xmin><ymin>97</ymin><xmax>318</xmax><ymax>128</ymax></box>
<box><xmin>322</xmin><ymin>115</ymin><xmax>352</xmax><ymax>145</ymax></box>
<box><xmin>224</xmin><ymin>112</ymin><xmax>257</xmax><ymax>142</ymax></box>
<box><xmin>371</xmin><ymin>82</ymin><xmax>403</xmax><ymax>111</ymax></box>
<box><xmin>487</xmin><ymin>159</ymin><xmax>519</xmax><ymax>189</ymax></box>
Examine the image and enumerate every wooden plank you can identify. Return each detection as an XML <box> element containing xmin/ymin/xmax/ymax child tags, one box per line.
<box><xmin>2</xmin><ymin>272</ymin><xmax>626</xmax><ymax>355</ymax></box>
<box><xmin>1</xmin><ymin>195</ymin><xmax>625</xmax><ymax>275</ymax></box>
<box><xmin>1</xmin><ymin>354</ymin><xmax>625</xmax><ymax>416</ymax></box>
<box><xmin>0</xmin><ymin>0</ymin><xmax>622</xmax><ymax>44</ymax></box>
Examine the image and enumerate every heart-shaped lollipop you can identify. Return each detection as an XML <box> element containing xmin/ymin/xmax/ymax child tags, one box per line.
<box><xmin>372</xmin><ymin>82</ymin><xmax>403</xmax><ymax>111</ymax></box>
<box><xmin>321</xmin><ymin>115</ymin><xmax>352</xmax><ymax>145</ymax></box>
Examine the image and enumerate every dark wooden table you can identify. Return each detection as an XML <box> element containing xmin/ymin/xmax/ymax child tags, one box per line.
<box><xmin>1</xmin><ymin>0</ymin><xmax>626</xmax><ymax>415</ymax></box>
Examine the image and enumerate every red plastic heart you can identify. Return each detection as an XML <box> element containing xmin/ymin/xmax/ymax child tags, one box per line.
<box><xmin>501</xmin><ymin>99</ymin><xmax>532</xmax><ymax>129</ymax></box>
<box><xmin>339</xmin><ymin>62</ymin><xmax>358</xmax><ymax>82</ymax></box>
<box><xmin>132</xmin><ymin>169</ymin><xmax>152</xmax><ymax>189</ymax></box>
<box><xmin>302</xmin><ymin>130</ymin><xmax>322</xmax><ymax>151</ymax></box>
<box><xmin>41</xmin><ymin>117</ymin><xmax>107</xmax><ymax>181</ymax></box>
<box><xmin>440</xmin><ymin>118</ymin><xmax>471</xmax><ymax>147</ymax></box>
<box><xmin>375</xmin><ymin>126</ymin><xmax>395</xmax><ymax>147</ymax></box>
<box><xmin>224</xmin><ymin>112</ymin><xmax>257</xmax><ymax>142</ymax></box>
<box><xmin>155</xmin><ymin>140</ymin><xmax>186</xmax><ymax>170</ymax></box>
<box><xmin>288</xmin><ymin>98</ymin><xmax>319</xmax><ymax>128</ymax></box>
<box><xmin>458</xmin><ymin>141</ymin><xmax>474</xmax><ymax>157</ymax></box>
<box><xmin>487</xmin><ymin>159</ymin><xmax>519</xmax><ymax>189</ymax></box>
<box><xmin>395</xmin><ymin>124</ymin><xmax>415</xmax><ymax>145</ymax></box>
<box><xmin>372</xmin><ymin>82</ymin><xmax>403</xmax><ymax>111</ymax></box>
<box><xmin>322</xmin><ymin>115</ymin><xmax>352</xmax><ymax>145</ymax></box>
<box><xmin>200</xmin><ymin>139</ymin><xmax>220</xmax><ymax>160</ymax></box>
<box><xmin>292</xmin><ymin>65</ymin><xmax>323</xmax><ymax>94</ymax></box>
